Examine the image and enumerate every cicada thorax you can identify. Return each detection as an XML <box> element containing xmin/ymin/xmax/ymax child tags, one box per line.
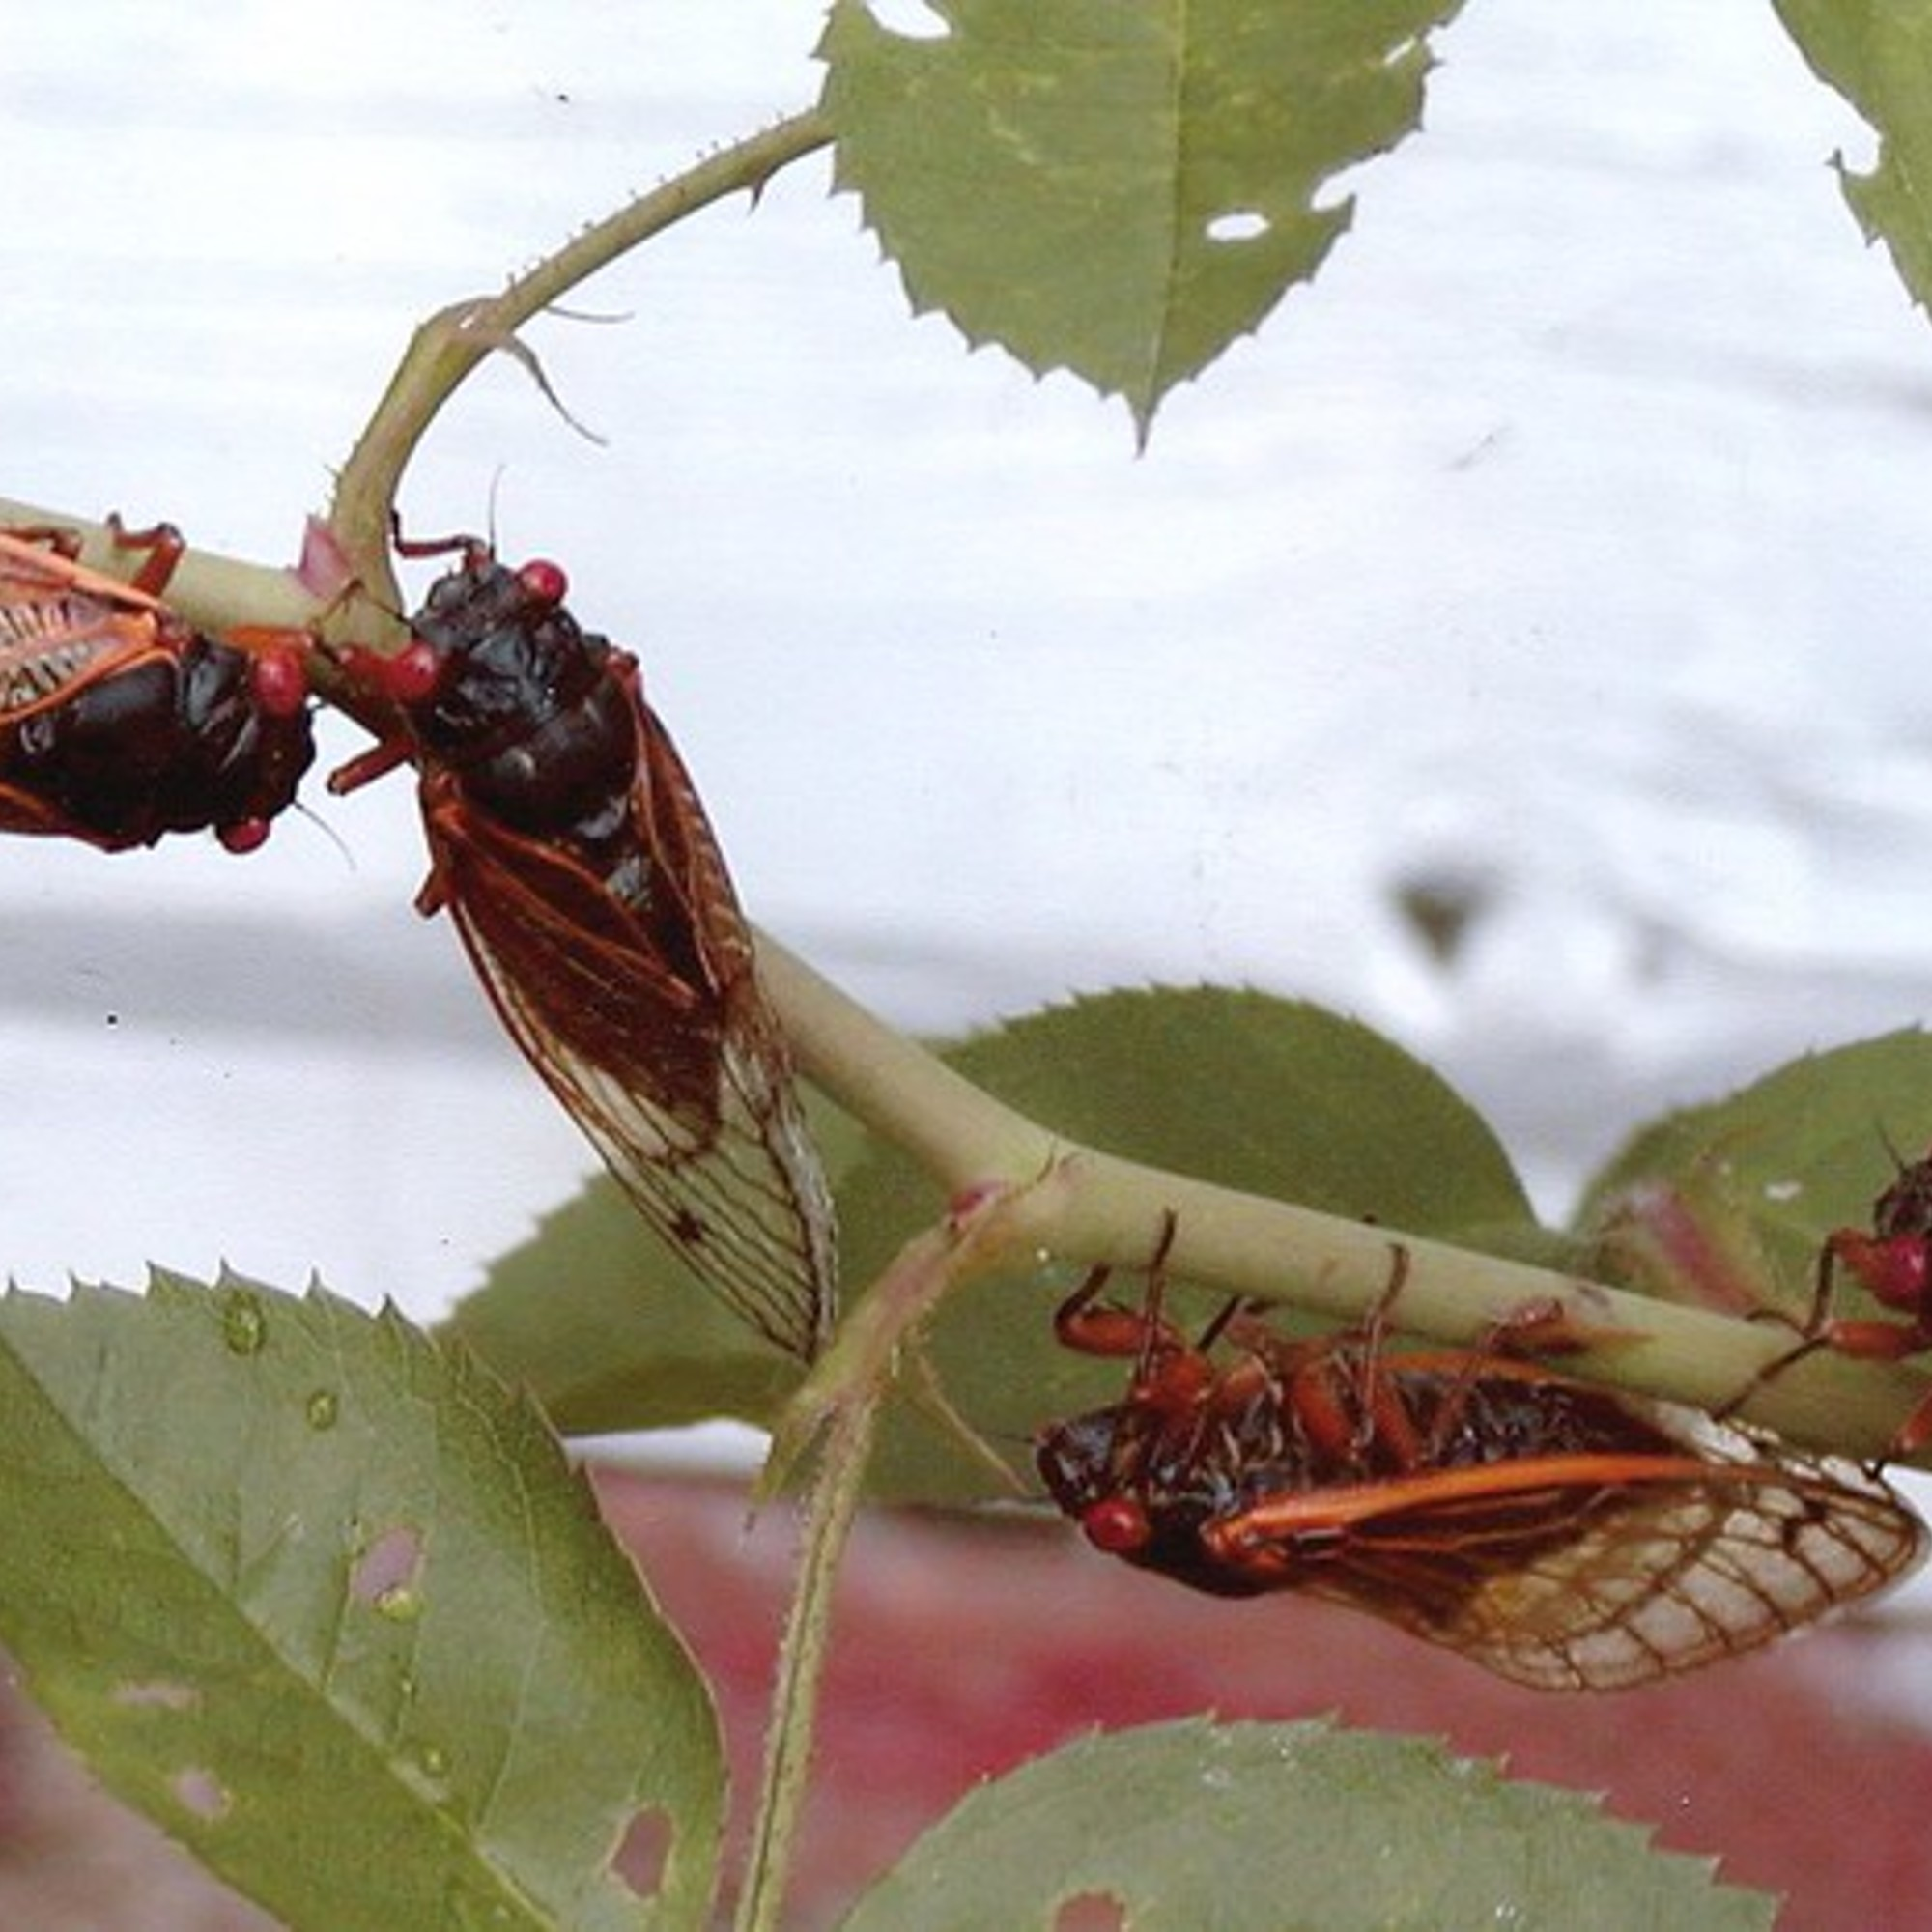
<box><xmin>332</xmin><ymin>536</ymin><xmax>837</xmax><ymax>1360</ymax></box>
<box><xmin>0</xmin><ymin>524</ymin><xmax>314</xmax><ymax>853</ymax></box>
<box><xmin>1037</xmin><ymin>1235</ymin><xmax>1925</xmax><ymax>1690</ymax></box>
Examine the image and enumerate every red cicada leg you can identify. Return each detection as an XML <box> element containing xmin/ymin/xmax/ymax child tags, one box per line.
<box><xmin>0</xmin><ymin>525</ymin><xmax>84</xmax><ymax>564</ymax></box>
<box><xmin>1051</xmin><ymin>1213</ymin><xmax>1183</xmax><ymax>1365</ymax></box>
<box><xmin>1720</xmin><ymin>1191</ymin><xmax>1932</xmax><ymax>1458</ymax></box>
<box><xmin>390</xmin><ymin>525</ymin><xmax>490</xmax><ymax>566</ymax></box>
<box><xmin>103</xmin><ymin>514</ymin><xmax>187</xmax><ymax>599</ymax></box>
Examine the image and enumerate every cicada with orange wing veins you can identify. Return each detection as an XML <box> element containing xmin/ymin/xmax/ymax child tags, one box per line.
<box><xmin>1739</xmin><ymin>1141</ymin><xmax>1932</xmax><ymax>1459</ymax></box>
<box><xmin>328</xmin><ymin>533</ymin><xmax>836</xmax><ymax>1360</ymax></box>
<box><xmin>1036</xmin><ymin>1221</ymin><xmax>1925</xmax><ymax>1690</ymax></box>
<box><xmin>0</xmin><ymin>519</ymin><xmax>313</xmax><ymax>853</ymax></box>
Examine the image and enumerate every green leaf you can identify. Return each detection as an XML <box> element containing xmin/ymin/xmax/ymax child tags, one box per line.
<box><xmin>1776</xmin><ymin>0</ymin><xmax>1932</xmax><ymax>318</ymax></box>
<box><xmin>0</xmin><ymin>1274</ymin><xmax>724</xmax><ymax>1931</ymax></box>
<box><xmin>839</xmin><ymin>1717</ymin><xmax>1777</xmax><ymax>1931</ymax></box>
<box><xmin>1577</xmin><ymin>1028</ymin><xmax>1932</xmax><ymax>1323</ymax></box>
<box><xmin>819</xmin><ymin>0</ymin><xmax>1463</xmax><ymax>438</ymax></box>
<box><xmin>922</xmin><ymin>986</ymin><xmax>1532</xmax><ymax>1235</ymax></box>
<box><xmin>439</xmin><ymin>1178</ymin><xmax>808</xmax><ymax>1435</ymax></box>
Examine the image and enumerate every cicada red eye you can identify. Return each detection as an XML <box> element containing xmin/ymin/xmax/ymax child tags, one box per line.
<box><xmin>247</xmin><ymin>645</ymin><xmax>310</xmax><ymax>721</ymax></box>
<box><xmin>327</xmin><ymin>531</ymin><xmax>837</xmax><ymax>1361</ymax></box>
<box><xmin>0</xmin><ymin>523</ymin><xmax>315</xmax><ymax>853</ymax></box>
<box><xmin>381</xmin><ymin>639</ymin><xmax>442</xmax><ymax>706</ymax></box>
<box><xmin>1037</xmin><ymin>1229</ymin><xmax>1926</xmax><ymax>1690</ymax></box>
<box><xmin>516</xmin><ymin>558</ymin><xmax>569</xmax><ymax>607</ymax></box>
<box><xmin>1082</xmin><ymin>1499</ymin><xmax>1152</xmax><ymax>1555</ymax></box>
<box><xmin>217</xmin><ymin>817</ymin><xmax>273</xmax><ymax>856</ymax></box>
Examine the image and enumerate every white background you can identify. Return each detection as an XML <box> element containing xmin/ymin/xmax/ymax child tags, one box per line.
<box><xmin>6</xmin><ymin>1</ymin><xmax>1932</xmax><ymax>1344</ymax></box>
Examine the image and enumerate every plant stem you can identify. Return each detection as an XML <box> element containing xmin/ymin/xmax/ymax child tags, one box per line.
<box><xmin>735</xmin><ymin>1363</ymin><xmax>879</xmax><ymax>1932</ymax></box>
<box><xmin>0</xmin><ymin>499</ymin><xmax>322</xmax><ymax>636</ymax></box>
<box><xmin>328</xmin><ymin>109</ymin><xmax>834</xmax><ymax>601</ymax></box>
<box><xmin>755</xmin><ymin>934</ymin><xmax>1926</xmax><ymax>1461</ymax></box>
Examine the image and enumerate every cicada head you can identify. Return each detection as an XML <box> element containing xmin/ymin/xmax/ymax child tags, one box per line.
<box><xmin>1037</xmin><ymin>1403</ymin><xmax>1272</xmax><ymax>1598</ymax></box>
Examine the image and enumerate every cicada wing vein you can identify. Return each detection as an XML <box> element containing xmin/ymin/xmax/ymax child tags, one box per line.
<box><xmin>425</xmin><ymin>781</ymin><xmax>836</xmax><ymax>1361</ymax></box>
<box><xmin>1221</xmin><ymin>1413</ymin><xmax>1925</xmax><ymax>1691</ymax></box>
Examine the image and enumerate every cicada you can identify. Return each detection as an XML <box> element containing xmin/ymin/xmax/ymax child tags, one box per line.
<box><xmin>0</xmin><ymin>520</ymin><xmax>313</xmax><ymax>852</ymax></box>
<box><xmin>329</xmin><ymin>534</ymin><xmax>836</xmax><ymax>1360</ymax></box>
<box><xmin>1036</xmin><ymin>1224</ymin><xmax>1924</xmax><ymax>1690</ymax></box>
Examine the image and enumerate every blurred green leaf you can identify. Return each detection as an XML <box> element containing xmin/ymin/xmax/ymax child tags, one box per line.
<box><xmin>819</xmin><ymin>0</ymin><xmax>1463</xmax><ymax>437</ymax></box>
<box><xmin>839</xmin><ymin>1717</ymin><xmax>1776</xmax><ymax>1930</ymax></box>
<box><xmin>0</xmin><ymin>1274</ymin><xmax>723</xmax><ymax>1931</ymax></box>
<box><xmin>1578</xmin><ymin>1028</ymin><xmax>1932</xmax><ymax>1323</ymax></box>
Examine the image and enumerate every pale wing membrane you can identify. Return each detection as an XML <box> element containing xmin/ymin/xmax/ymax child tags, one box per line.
<box><xmin>437</xmin><ymin>796</ymin><xmax>836</xmax><ymax>1363</ymax></box>
<box><xmin>1322</xmin><ymin>1419</ymin><xmax>1925</xmax><ymax>1691</ymax></box>
<box><xmin>0</xmin><ymin>593</ymin><xmax>134</xmax><ymax>707</ymax></box>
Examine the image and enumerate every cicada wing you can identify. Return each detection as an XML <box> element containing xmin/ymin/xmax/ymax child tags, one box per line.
<box><xmin>427</xmin><ymin>787</ymin><xmax>837</xmax><ymax>1362</ymax></box>
<box><xmin>1289</xmin><ymin>1421</ymin><xmax>1925</xmax><ymax>1691</ymax></box>
<box><xmin>0</xmin><ymin>594</ymin><xmax>152</xmax><ymax>713</ymax></box>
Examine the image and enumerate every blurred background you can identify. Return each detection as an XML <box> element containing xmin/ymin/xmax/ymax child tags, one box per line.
<box><xmin>8</xmin><ymin>5</ymin><xmax>1932</xmax><ymax>1924</ymax></box>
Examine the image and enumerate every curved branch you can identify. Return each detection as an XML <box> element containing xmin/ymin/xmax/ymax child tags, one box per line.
<box><xmin>328</xmin><ymin>109</ymin><xmax>834</xmax><ymax>602</ymax></box>
<box><xmin>755</xmin><ymin>932</ymin><xmax>1927</xmax><ymax>1462</ymax></box>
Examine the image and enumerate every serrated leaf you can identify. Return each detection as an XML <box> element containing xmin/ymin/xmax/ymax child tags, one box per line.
<box><xmin>1776</xmin><ymin>0</ymin><xmax>1932</xmax><ymax>317</ymax></box>
<box><xmin>913</xmin><ymin>985</ymin><xmax>1533</xmax><ymax>1236</ymax></box>
<box><xmin>0</xmin><ymin>1274</ymin><xmax>723</xmax><ymax>1931</ymax></box>
<box><xmin>839</xmin><ymin>1717</ymin><xmax>1776</xmax><ymax>1931</ymax></box>
<box><xmin>819</xmin><ymin>0</ymin><xmax>1463</xmax><ymax>437</ymax></box>
<box><xmin>1578</xmin><ymin>1028</ymin><xmax>1932</xmax><ymax>1322</ymax></box>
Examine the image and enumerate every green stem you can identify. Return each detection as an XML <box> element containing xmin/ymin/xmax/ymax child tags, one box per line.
<box><xmin>328</xmin><ymin>108</ymin><xmax>833</xmax><ymax>599</ymax></box>
<box><xmin>735</xmin><ymin>1370</ymin><xmax>879</xmax><ymax>1932</ymax></box>
<box><xmin>755</xmin><ymin>934</ymin><xmax>1925</xmax><ymax>1462</ymax></box>
<box><xmin>0</xmin><ymin>499</ymin><xmax>322</xmax><ymax>636</ymax></box>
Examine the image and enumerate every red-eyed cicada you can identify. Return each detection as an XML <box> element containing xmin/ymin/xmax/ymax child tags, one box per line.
<box><xmin>0</xmin><ymin>519</ymin><xmax>312</xmax><ymax>853</ymax></box>
<box><xmin>330</xmin><ymin>534</ymin><xmax>835</xmax><ymax>1359</ymax></box>
<box><xmin>1037</xmin><ymin>1225</ymin><xmax>1924</xmax><ymax>1690</ymax></box>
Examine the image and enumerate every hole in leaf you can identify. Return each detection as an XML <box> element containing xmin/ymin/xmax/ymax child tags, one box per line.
<box><xmin>611</xmin><ymin>1804</ymin><xmax>672</xmax><ymax>1899</ymax></box>
<box><xmin>1206</xmin><ymin>209</ymin><xmax>1269</xmax><ymax>244</ymax></box>
<box><xmin>171</xmin><ymin>1767</ymin><xmax>230</xmax><ymax>1823</ymax></box>
<box><xmin>868</xmin><ymin>0</ymin><xmax>950</xmax><ymax>39</ymax></box>
<box><xmin>352</xmin><ymin>1524</ymin><xmax>423</xmax><ymax>1609</ymax></box>
<box><xmin>1055</xmin><ymin>1891</ymin><xmax>1127</xmax><ymax>1932</ymax></box>
<box><xmin>114</xmin><ymin>1680</ymin><xmax>199</xmax><ymax>1711</ymax></box>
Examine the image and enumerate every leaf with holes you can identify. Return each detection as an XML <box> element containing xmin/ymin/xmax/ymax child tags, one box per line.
<box><xmin>0</xmin><ymin>1273</ymin><xmax>723</xmax><ymax>1931</ymax></box>
<box><xmin>819</xmin><ymin>0</ymin><xmax>1465</xmax><ymax>436</ymax></box>
<box><xmin>839</xmin><ymin>1717</ymin><xmax>1777</xmax><ymax>1930</ymax></box>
